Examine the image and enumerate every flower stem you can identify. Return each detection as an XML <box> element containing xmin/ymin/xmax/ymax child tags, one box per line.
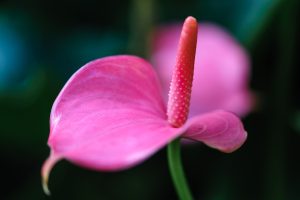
<box><xmin>167</xmin><ymin>138</ymin><xmax>193</xmax><ymax>200</ymax></box>
<box><xmin>128</xmin><ymin>0</ymin><xmax>155</xmax><ymax>58</ymax></box>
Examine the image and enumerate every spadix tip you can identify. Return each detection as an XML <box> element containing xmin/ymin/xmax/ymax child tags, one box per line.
<box><xmin>184</xmin><ymin>16</ymin><xmax>197</xmax><ymax>27</ymax></box>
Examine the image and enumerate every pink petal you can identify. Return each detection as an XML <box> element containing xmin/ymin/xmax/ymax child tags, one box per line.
<box><xmin>182</xmin><ymin>110</ymin><xmax>247</xmax><ymax>153</ymax></box>
<box><xmin>152</xmin><ymin>23</ymin><xmax>254</xmax><ymax>117</ymax></box>
<box><xmin>45</xmin><ymin>55</ymin><xmax>181</xmax><ymax>173</ymax></box>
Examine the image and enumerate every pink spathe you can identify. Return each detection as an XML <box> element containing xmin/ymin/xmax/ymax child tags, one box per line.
<box><xmin>42</xmin><ymin>17</ymin><xmax>247</xmax><ymax>194</ymax></box>
<box><xmin>44</xmin><ymin>55</ymin><xmax>246</xmax><ymax>172</ymax></box>
<box><xmin>152</xmin><ymin>23</ymin><xmax>254</xmax><ymax>117</ymax></box>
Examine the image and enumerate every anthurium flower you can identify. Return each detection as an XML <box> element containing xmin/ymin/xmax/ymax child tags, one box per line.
<box><xmin>42</xmin><ymin>17</ymin><xmax>247</xmax><ymax>195</ymax></box>
<box><xmin>152</xmin><ymin>22</ymin><xmax>254</xmax><ymax>117</ymax></box>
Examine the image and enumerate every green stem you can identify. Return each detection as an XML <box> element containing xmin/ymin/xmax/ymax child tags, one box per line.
<box><xmin>167</xmin><ymin>138</ymin><xmax>194</xmax><ymax>200</ymax></box>
<box><xmin>128</xmin><ymin>0</ymin><xmax>155</xmax><ymax>58</ymax></box>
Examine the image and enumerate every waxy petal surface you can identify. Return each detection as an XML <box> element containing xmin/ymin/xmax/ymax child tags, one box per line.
<box><xmin>182</xmin><ymin>110</ymin><xmax>247</xmax><ymax>153</ymax></box>
<box><xmin>46</xmin><ymin>55</ymin><xmax>182</xmax><ymax>171</ymax></box>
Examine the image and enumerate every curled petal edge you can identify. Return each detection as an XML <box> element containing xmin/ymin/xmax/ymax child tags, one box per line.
<box><xmin>182</xmin><ymin>110</ymin><xmax>247</xmax><ymax>153</ymax></box>
<box><xmin>41</xmin><ymin>151</ymin><xmax>63</xmax><ymax>195</ymax></box>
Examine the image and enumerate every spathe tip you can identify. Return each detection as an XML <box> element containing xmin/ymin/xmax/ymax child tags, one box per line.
<box><xmin>42</xmin><ymin>176</ymin><xmax>51</xmax><ymax>196</ymax></box>
<box><xmin>41</xmin><ymin>152</ymin><xmax>62</xmax><ymax>195</ymax></box>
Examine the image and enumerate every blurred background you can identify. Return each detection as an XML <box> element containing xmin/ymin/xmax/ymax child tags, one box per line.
<box><xmin>0</xmin><ymin>0</ymin><xmax>299</xmax><ymax>199</ymax></box>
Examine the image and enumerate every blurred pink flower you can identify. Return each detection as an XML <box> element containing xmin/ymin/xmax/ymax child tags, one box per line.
<box><xmin>42</xmin><ymin>18</ymin><xmax>247</xmax><ymax>194</ymax></box>
<box><xmin>152</xmin><ymin>23</ymin><xmax>254</xmax><ymax>117</ymax></box>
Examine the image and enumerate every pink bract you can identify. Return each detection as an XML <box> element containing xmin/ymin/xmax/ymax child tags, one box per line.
<box><xmin>42</xmin><ymin>17</ymin><xmax>247</xmax><ymax>195</ymax></box>
<box><xmin>44</xmin><ymin>55</ymin><xmax>246</xmax><ymax>171</ymax></box>
<box><xmin>152</xmin><ymin>23</ymin><xmax>254</xmax><ymax>117</ymax></box>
